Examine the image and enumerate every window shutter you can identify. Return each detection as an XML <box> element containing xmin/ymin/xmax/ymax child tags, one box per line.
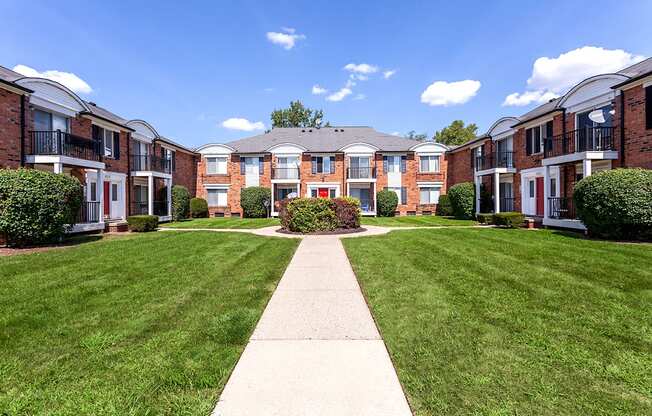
<box><xmin>526</xmin><ymin>128</ymin><xmax>532</xmax><ymax>155</ymax></box>
<box><xmin>329</xmin><ymin>156</ymin><xmax>335</xmax><ymax>174</ymax></box>
<box><xmin>546</xmin><ymin>120</ymin><xmax>554</xmax><ymax>137</ymax></box>
<box><xmin>92</xmin><ymin>125</ymin><xmax>101</xmax><ymax>141</ymax></box>
<box><xmin>311</xmin><ymin>157</ymin><xmax>317</xmax><ymax>174</ymax></box>
<box><xmin>259</xmin><ymin>157</ymin><xmax>264</xmax><ymax>175</ymax></box>
<box><xmin>646</xmin><ymin>86</ymin><xmax>652</xmax><ymax>129</ymax></box>
<box><xmin>400</xmin><ymin>155</ymin><xmax>406</xmax><ymax>173</ymax></box>
<box><xmin>545</xmin><ymin>121</ymin><xmax>554</xmax><ymax>152</ymax></box>
<box><xmin>172</xmin><ymin>151</ymin><xmax>176</xmax><ymax>171</ymax></box>
<box><xmin>240</xmin><ymin>159</ymin><xmax>245</xmax><ymax>174</ymax></box>
<box><xmin>401</xmin><ymin>187</ymin><xmax>407</xmax><ymax>205</ymax></box>
<box><xmin>113</xmin><ymin>132</ymin><xmax>120</xmax><ymax>160</ymax></box>
<box><xmin>383</xmin><ymin>156</ymin><xmax>388</xmax><ymax>173</ymax></box>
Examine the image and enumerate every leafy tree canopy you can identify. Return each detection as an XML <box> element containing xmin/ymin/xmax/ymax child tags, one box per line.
<box><xmin>433</xmin><ymin>120</ymin><xmax>478</xmax><ymax>146</ymax></box>
<box><xmin>405</xmin><ymin>130</ymin><xmax>428</xmax><ymax>141</ymax></box>
<box><xmin>271</xmin><ymin>100</ymin><xmax>329</xmax><ymax>128</ymax></box>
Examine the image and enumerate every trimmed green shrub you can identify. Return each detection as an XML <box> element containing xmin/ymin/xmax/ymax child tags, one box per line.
<box><xmin>240</xmin><ymin>187</ymin><xmax>271</xmax><ymax>218</ymax></box>
<box><xmin>190</xmin><ymin>197</ymin><xmax>208</xmax><ymax>218</ymax></box>
<box><xmin>377</xmin><ymin>189</ymin><xmax>398</xmax><ymax>217</ymax></box>
<box><xmin>171</xmin><ymin>185</ymin><xmax>190</xmax><ymax>221</ymax></box>
<box><xmin>448</xmin><ymin>182</ymin><xmax>475</xmax><ymax>219</ymax></box>
<box><xmin>333</xmin><ymin>197</ymin><xmax>361</xmax><ymax>229</ymax></box>
<box><xmin>0</xmin><ymin>168</ymin><xmax>83</xmax><ymax>246</ymax></box>
<box><xmin>476</xmin><ymin>213</ymin><xmax>494</xmax><ymax>225</ymax></box>
<box><xmin>574</xmin><ymin>168</ymin><xmax>652</xmax><ymax>240</ymax></box>
<box><xmin>127</xmin><ymin>215</ymin><xmax>159</xmax><ymax>232</ymax></box>
<box><xmin>493</xmin><ymin>212</ymin><xmax>525</xmax><ymax>228</ymax></box>
<box><xmin>285</xmin><ymin>198</ymin><xmax>338</xmax><ymax>233</ymax></box>
<box><xmin>435</xmin><ymin>194</ymin><xmax>453</xmax><ymax>216</ymax></box>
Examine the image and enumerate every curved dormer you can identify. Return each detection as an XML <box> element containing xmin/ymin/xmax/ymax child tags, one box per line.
<box><xmin>555</xmin><ymin>74</ymin><xmax>629</xmax><ymax>113</ymax></box>
<box><xmin>487</xmin><ymin>117</ymin><xmax>519</xmax><ymax>141</ymax></box>
<box><xmin>15</xmin><ymin>77</ymin><xmax>90</xmax><ymax>116</ymax></box>
<box><xmin>126</xmin><ymin>119</ymin><xmax>159</xmax><ymax>143</ymax></box>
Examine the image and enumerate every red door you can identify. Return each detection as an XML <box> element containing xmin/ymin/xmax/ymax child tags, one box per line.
<box><xmin>535</xmin><ymin>177</ymin><xmax>544</xmax><ymax>216</ymax></box>
<box><xmin>318</xmin><ymin>188</ymin><xmax>329</xmax><ymax>198</ymax></box>
<box><xmin>103</xmin><ymin>181</ymin><xmax>110</xmax><ymax>216</ymax></box>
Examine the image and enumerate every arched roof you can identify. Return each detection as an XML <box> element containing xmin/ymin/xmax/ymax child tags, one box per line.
<box><xmin>555</xmin><ymin>74</ymin><xmax>629</xmax><ymax>108</ymax></box>
<box><xmin>126</xmin><ymin>119</ymin><xmax>160</xmax><ymax>141</ymax></box>
<box><xmin>15</xmin><ymin>77</ymin><xmax>90</xmax><ymax>113</ymax></box>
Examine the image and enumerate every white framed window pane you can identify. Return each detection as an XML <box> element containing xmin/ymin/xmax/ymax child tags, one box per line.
<box><xmin>323</xmin><ymin>157</ymin><xmax>331</xmax><ymax>173</ymax></box>
<box><xmin>433</xmin><ymin>156</ymin><xmax>440</xmax><ymax>172</ymax></box>
<box><xmin>217</xmin><ymin>189</ymin><xmax>227</xmax><ymax>206</ymax></box>
<box><xmin>389</xmin><ymin>187</ymin><xmax>401</xmax><ymax>203</ymax></box>
<box><xmin>550</xmin><ymin>178</ymin><xmax>557</xmax><ymax>197</ymax></box>
<box><xmin>216</xmin><ymin>157</ymin><xmax>227</xmax><ymax>174</ymax></box>
<box><xmin>207</xmin><ymin>189</ymin><xmax>227</xmax><ymax>206</ymax></box>
<box><xmin>329</xmin><ymin>188</ymin><xmax>336</xmax><ymax>198</ymax></box>
<box><xmin>419</xmin><ymin>188</ymin><xmax>429</xmax><ymax>204</ymax></box>
<box><xmin>103</xmin><ymin>129</ymin><xmax>113</xmax><ymax>157</ymax></box>
<box><xmin>431</xmin><ymin>187</ymin><xmax>440</xmax><ymax>204</ymax></box>
<box><xmin>207</xmin><ymin>158</ymin><xmax>217</xmax><ymax>174</ymax></box>
<box><xmin>90</xmin><ymin>182</ymin><xmax>97</xmax><ymax>201</ymax></box>
<box><xmin>34</xmin><ymin>110</ymin><xmax>52</xmax><ymax>131</ymax></box>
<box><xmin>111</xmin><ymin>184</ymin><xmax>118</xmax><ymax>201</ymax></box>
<box><xmin>529</xmin><ymin>180</ymin><xmax>535</xmax><ymax>198</ymax></box>
<box><xmin>310</xmin><ymin>189</ymin><xmax>317</xmax><ymax>197</ymax></box>
<box><xmin>52</xmin><ymin>113</ymin><xmax>69</xmax><ymax>132</ymax></box>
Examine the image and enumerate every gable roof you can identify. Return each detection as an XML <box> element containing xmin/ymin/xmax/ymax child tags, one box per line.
<box><xmin>221</xmin><ymin>127</ymin><xmax>427</xmax><ymax>153</ymax></box>
<box><xmin>82</xmin><ymin>101</ymin><xmax>132</xmax><ymax>130</ymax></box>
<box><xmin>612</xmin><ymin>57</ymin><xmax>652</xmax><ymax>88</ymax></box>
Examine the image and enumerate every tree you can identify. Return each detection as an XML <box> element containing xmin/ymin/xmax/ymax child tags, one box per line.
<box><xmin>433</xmin><ymin>120</ymin><xmax>478</xmax><ymax>146</ymax></box>
<box><xmin>405</xmin><ymin>130</ymin><xmax>428</xmax><ymax>141</ymax></box>
<box><xmin>271</xmin><ymin>100</ymin><xmax>329</xmax><ymax>128</ymax></box>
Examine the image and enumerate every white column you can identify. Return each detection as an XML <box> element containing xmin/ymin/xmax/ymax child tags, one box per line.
<box><xmin>582</xmin><ymin>159</ymin><xmax>592</xmax><ymax>178</ymax></box>
<box><xmin>373</xmin><ymin>183</ymin><xmax>377</xmax><ymax>215</ymax></box>
<box><xmin>166</xmin><ymin>178</ymin><xmax>172</xmax><ymax>217</ymax></box>
<box><xmin>53</xmin><ymin>163</ymin><xmax>64</xmax><ymax>174</ymax></box>
<box><xmin>121</xmin><ymin>178</ymin><xmax>127</xmax><ymax>220</ymax></box>
<box><xmin>543</xmin><ymin>166</ymin><xmax>550</xmax><ymax>220</ymax></box>
<box><xmin>474</xmin><ymin>175</ymin><xmax>481</xmax><ymax>214</ymax></box>
<box><xmin>270</xmin><ymin>184</ymin><xmax>276</xmax><ymax>215</ymax></box>
<box><xmin>493</xmin><ymin>172</ymin><xmax>501</xmax><ymax>214</ymax></box>
<box><xmin>97</xmin><ymin>169</ymin><xmax>105</xmax><ymax>225</ymax></box>
<box><xmin>147</xmin><ymin>175</ymin><xmax>154</xmax><ymax>216</ymax></box>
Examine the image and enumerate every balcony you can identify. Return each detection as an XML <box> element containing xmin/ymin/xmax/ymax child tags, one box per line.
<box><xmin>548</xmin><ymin>197</ymin><xmax>577</xmax><ymax>220</ymax></box>
<box><xmin>475</xmin><ymin>151</ymin><xmax>515</xmax><ymax>172</ymax></box>
<box><xmin>499</xmin><ymin>197</ymin><xmax>515</xmax><ymax>212</ymax></box>
<box><xmin>130</xmin><ymin>154</ymin><xmax>172</xmax><ymax>174</ymax></box>
<box><xmin>347</xmin><ymin>167</ymin><xmax>376</xmax><ymax>180</ymax></box>
<box><xmin>76</xmin><ymin>201</ymin><xmax>101</xmax><ymax>224</ymax></box>
<box><xmin>544</xmin><ymin>127</ymin><xmax>615</xmax><ymax>159</ymax></box>
<box><xmin>272</xmin><ymin>167</ymin><xmax>300</xmax><ymax>180</ymax></box>
<box><xmin>131</xmin><ymin>201</ymin><xmax>149</xmax><ymax>215</ymax></box>
<box><xmin>30</xmin><ymin>131</ymin><xmax>102</xmax><ymax>162</ymax></box>
<box><xmin>153</xmin><ymin>200</ymin><xmax>169</xmax><ymax>217</ymax></box>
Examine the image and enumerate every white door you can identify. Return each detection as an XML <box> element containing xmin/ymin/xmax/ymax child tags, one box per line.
<box><xmin>524</xmin><ymin>179</ymin><xmax>536</xmax><ymax>215</ymax></box>
<box><xmin>110</xmin><ymin>181</ymin><xmax>124</xmax><ymax>219</ymax></box>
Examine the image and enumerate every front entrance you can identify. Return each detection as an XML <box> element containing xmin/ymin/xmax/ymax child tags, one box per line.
<box><xmin>536</xmin><ymin>177</ymin><xmax>544</xmax><ymax>216</ymax></box>
<box><xmin>318</xmin><ymin>188</ymin><xmax>329</xmax><ymax>198</ymax></box>
<box><xmin>103</xmin><ymin>181</ymin><xmax>110</xmax><ymax>216</ymax></box>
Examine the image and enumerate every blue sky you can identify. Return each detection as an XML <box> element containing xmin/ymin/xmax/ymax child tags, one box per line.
<box><xmin>2</xmin><ymin>0</ymin><xmax>651</xmax><ymax>147</ymax></box>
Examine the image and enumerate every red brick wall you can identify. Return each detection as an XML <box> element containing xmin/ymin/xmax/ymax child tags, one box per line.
<box><xmin>0</xmin><ymin>88</ymin><xmax>22</xmax><ymax>169</ymax></box>
<box><xmin>102</xmin><ymin>129</ymin><xmax>129</xmax><ymax>174</ymax></box>
<box><xmin>300</xmin><ymin>153</ymin><xmax>346</xmax><ymax>195</ymax></box>
<box><xmin>620</xmin><ymin>84</ymin><xmax>652</xmax><ymax>169</ymax></box>
<box><xmin>173</xmin><ymin>150</ymin><xmax>198</xmax><ymax>196</ymax></box>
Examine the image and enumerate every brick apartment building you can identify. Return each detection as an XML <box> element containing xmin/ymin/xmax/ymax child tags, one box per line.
<box><xmin>0</xmin><ymin>65</ymin><xmax>196</xmax><ymax>232</ymax></box>
<box><xmin>1</xmin><ymin>57</ymin><xmax>651</xmax><ymax>233</ymax></box>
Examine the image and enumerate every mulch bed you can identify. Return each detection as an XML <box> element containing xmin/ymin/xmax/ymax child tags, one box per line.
<box><xmin>276</xmin><ymin>227</ymin><xmax>367</xmax><ymax>236</ymax></box>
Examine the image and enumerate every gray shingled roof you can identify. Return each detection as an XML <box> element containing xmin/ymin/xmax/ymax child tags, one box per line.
<box><xmin>83</xmin><ymin>102</ymin><xmax>130</xmax><ymax>129</ymax></box>
<box><xmin>0</xmin><ymin>65</ymin><xmax>22</xmax><ymax>82</ymax></box>
<box><xmin>223</xmin><ymin>127</ymin><xmax>424</xmax><ymax>153</ymax></box>
<box><xmin>617</xmin><ymin>57</ymin><xmax>652</xmax><ymax>78</ymax></box>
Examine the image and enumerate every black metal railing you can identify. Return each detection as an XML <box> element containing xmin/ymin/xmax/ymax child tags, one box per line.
<box><xmin>153</xmin><ymin>200</ymin><xmax>169</xmax><ymax>217</ymax></box>
<box><xmin>475</xmin><ymin>151</ymin><xmax>515</xmax><ymax>171</ymax></box>
<box><xmin>30</xmin><ymin>131</ymin><xmax>103</xmax><ymax>161</ymax></box>
<box><xmin>544</xmin><ymin>127</ymin><xmax>615</xmax><ymax>158</ymax></box>
<box><xmin>130</xmin><ymin>154</ymin><xmax>172</xmax><ymax>173</ymax></box>
<box><xmin>347</xmin><ymin>167</ymin><xmax>376</xmax><ymax>179</ymax></box>
<box><xmin>131</xmin><ymin>201</ymin><xmax>148</xmax><ymax>215</ymax></box>
<box><xmin>272</xmin><ymin>167</ymin><xmax>300</xmax><ymax>180</ymax></box>
<box><xmin>76</xmin><ymin>201</ymin><xmax>101</xmax><ymax>224</ymax></box>
<box><xmin>548</xmin><ymin>197</ymin><xmax>577</xmax><ymax>219</ymax></box>
<box><xmin>499</xmin><ymin>197</ymin><xmax>515</xmax><ymax>212</ymax></box>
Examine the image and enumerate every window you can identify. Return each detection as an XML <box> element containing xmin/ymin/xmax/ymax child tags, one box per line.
<box><xmin>419</xmin><ymin>155</ymin><xmax>440</xmax><ymax>173</ymax></box>
<box><xmin>33</xmin><ymin>109</ymin><xmax>70</xmax><ymax>132</ymax></box>
<box><xmin>93</xmin><ymin>125</ymin><xmax>119</xmax><ymax>159</ymax></box>
<box><xmin>241</xmin><ymin>157</ymin><xmax>263</xmax><ymax>175</ymax></box>
<box><xmin>525</xmin><ymin>125</ymin><xmax>543</xmax><ymax>155</ymax></box>
<box><xmin>550</xmin><ymin>178</ymin><xmax>557</xmax><ymax>197</ymax></box>
<box><xmin>163</xmin><ymin>148</ymin><xmax>175</xmax><ymax>172</ymax></box>
<box><xmin>386</xmin><ymin>187</ymin><xmax>406</xmax><ymax>205</ymax></box>
<box><xmin>309</xmin><ymin>187</ymin><xmax>336</xmax><ymax>198</ymax></box>
<box><xmin>419</xmin><ymin>187</ymin><xmax>440</xmax><ymax>204</ymax></box>
<box><xmin>529</xmin><ymin>180</ymin><xmax>535</xmax><ymax>198</ymax></box>
<box><xmin>207</xmin><ymin>188</ymin><xmax>228</xmax><ymax>206</ymax></box>
<box><xmin>89</xmin><ymin>182</ymin><xmax>97</xmax><ymax>201</ymax></box>
<box><xmin>645</xmin><ymin>86</ymin><xmax>651</xmax><ymax>129</ymax></box>
<box><xmin>111</xmin><ymin>184</ymin><xmax>119</xmax><ymax>201</ymax></box>
<box><xmin>311</xmin><ymin>156</ymin><xmax>335</xmax><ymax>174</ymax></box>
<box><xmin>383</xmin><ymin>155</ymin><xmax>406</xmax><ymax>173</ymax></box>
<box><xmin>207</xmin><ymin>156</ymin><xmax>228</xmax><ymax>174</ymax></box>
<box><xmin>276</xmin><ymin>186</ymin><xmax>297</xmax><ymax>201</ymax></box>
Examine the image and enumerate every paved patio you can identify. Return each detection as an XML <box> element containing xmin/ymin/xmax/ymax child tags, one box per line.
<box><xmin>211</xmin><ymin>235</ymin><xmax>412</xmax><ymax>416</ymax></box>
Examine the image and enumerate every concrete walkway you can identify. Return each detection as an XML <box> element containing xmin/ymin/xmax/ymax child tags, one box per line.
<box><xmin>211</xmin><ymin>235</ymin><xmax>412</xmax><ymax>416</ymax></box>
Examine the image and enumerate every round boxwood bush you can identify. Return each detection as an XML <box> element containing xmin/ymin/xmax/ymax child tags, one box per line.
<box><xmin>171</xmin><ymin>185</ymin><xmax>190</xmax><ymax>221</ymax></box>
<box><xmin>436</xmin><ymin>194</ymin><xmax>453</xmax><ymax>216</ymax></box>
<box><xmin>448</xmin><ymin>182</ymin><xmax>475</xmax><ymax>219</ymax></box>
<box><xmin>376</xmin><ymin>189</ymin><xmax>398</xmax><ymax>217</ymax></box>
<box><xmin>240</xmin><ymin>186</ymin><xmax>271</xmax><ymax>218</ymax></box>
<box><xmin>493</xmin><ymin>212</ymin><xmax>525</xmax><ymax>228</ymax></box>
<box><xmin>127</xmin><ymin>215</ymin><xmax>159</xmax><ymax>232</ymax></box>
<box><xmin>284</xmin><ymin>198</ymin><xmax>338</xmax><ymax>233</ymax></box>
<box><xmin>0</xmin><ymin>168</ymin><xmax>83</xmax><ymax>246</ymax></box>
<box><xmin>574</xmin><ymin>168</ymin><xmax>652</xmax><ymax>240</ymax></box>
<box><xmin>190</xmin><ymin>197</ymin><xmax>208</xmax><ymax>218</ymax></box>
<box><xmin>333</xmin><ymin>196</ymin><xmax>361</xmax><ymax>229</ymax></box>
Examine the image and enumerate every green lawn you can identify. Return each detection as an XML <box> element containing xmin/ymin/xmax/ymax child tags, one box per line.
<box><xmin>0</xmin><ymin>232</ymin><xmax>298</xmax><ymax>415</ymax></box>
<box><xmin>343</xmin><ymin>228</ymin><xmax>652</xmax><ymax>415</ymax></box>
<box><xmin>361</xmin><ymin>215</ymin><xmax>476</xmax><ymax>227</ymax></box>
<box><xmin>163</xmin><ymin>217</ymin><xmax>280</xmax><ymax>229</ymax></box>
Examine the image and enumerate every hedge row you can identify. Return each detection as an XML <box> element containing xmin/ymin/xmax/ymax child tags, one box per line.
<box><xmin>279</xmin><ymin>197</ymin><xmax>361</xmax><ymax>233</ymax></box>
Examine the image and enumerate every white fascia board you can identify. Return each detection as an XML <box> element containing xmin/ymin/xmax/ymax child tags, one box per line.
<box><xmin>204</xmin><ymin>184</ymin><xmax>230</xmax><ymax>189</ymax></box>
<box><xmin>416</xmin><ymin>181</ymin><xmax>444</xmax><ymax>187</ymax></box>
<box><xmin>30</xmin><ymin>96</ymin><xmax>79</xmax><ymax>117</ymax></box>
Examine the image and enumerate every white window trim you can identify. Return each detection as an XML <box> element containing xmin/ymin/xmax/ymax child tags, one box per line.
<box><xmin>419</xmin><ymin>155</ymin><xmax>440</xmax><ymax>173</ymax></box>
<box><xmin>206</xmin><ymin>156</ymin><xmax>228</xmax><ymax>175</ymax></box>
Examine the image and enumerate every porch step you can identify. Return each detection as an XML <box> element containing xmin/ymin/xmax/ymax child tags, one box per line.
<box><xmin>105</xmin><ymin>221</ymin><xmax>129</xmax><ymax>233</ymax></box>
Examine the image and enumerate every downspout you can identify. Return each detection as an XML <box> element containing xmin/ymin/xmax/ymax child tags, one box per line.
<box><xmin>19</xmin><ymin>94</ymin><xmax>26</xmax><ymax>166</ymax></box>
<box><xmin>561</xmin><ymin>109</ymin><xmax>567</xmax><ymax>199</ymax></box>
<box><xmin>619</xmin><ymin>90</ymin><xmax>625</xmax><ymax>166</ymax></box>
<box><xmin>127</xmin><ymin>132</ymin><xmax>131</xmax><ymax>216</ymax></box>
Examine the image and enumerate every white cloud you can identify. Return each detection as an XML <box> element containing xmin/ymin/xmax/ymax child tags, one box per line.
<box><xmin>503</xmin><ymin>46</ymin><xmax>646</xmax><ymax>106</ymax></box>
<box><xmin>343</xmin><ymin>63</ymin><xmax>378</xmax><ymax>74</ymax></box>
<box><xmin>266</xmin><ymin>27</ymin><xmax>306</xmax><ymax>50</ymax></box>
<box><xmin>420</xmin><ymin>80</ymin><xmax>481</xmax><ymax>106</ymax></box>
<box><xmin>326</xmin><ymin>87</ymin><xmax>352</xmax><ymax>102</ymax></box>
<box><xmin>13</xmin><ymin>64</ymin><xmax>92</xmax><ymax>94</ymax></box>
<box><xmin>383</xmin><ymin>69</ymin><xmax>397</xmax><ymax>79</ymax></box>
<box><xmin>312</xmin><ymin>84</ymin><xmax>328</xmax><ymax>95</ymax></box>
<box><xmin>390</xmin><ymin>131</ymin><xmax>401</xmax><ymax>136</ymax></box>
<box><xmin>221</xmin><ymin>117</ymin><xmax>265</xmax><ymax>131</ymax></box>
<box><xmin>350</xmin><ymin>73</ymin><xmax>368</xmax><ymax>81</ymax></box>
<box><xmin>345</xmin><ymin>78</ymin><xmax>357</xmax><ymax>88</ymax></box>
<box><xmin>353</xmin><ymin>93</ymin><xmax>366</xmax><ymax>100</ymax></box>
